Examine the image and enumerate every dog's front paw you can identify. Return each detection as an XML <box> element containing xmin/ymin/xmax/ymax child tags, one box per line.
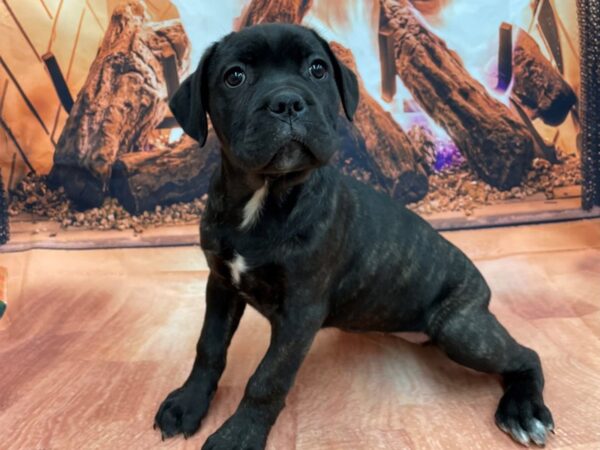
<box><xmin>202</xmin><ymin>414</ymin><xmax>268</xmax><ymax>450</ymax></box>
<box><xmin>495</xmin><ymin>386</ymin><xmax>554</xmax><ymax>447</ymax></box>
<box><xmin>154</xmin><ymin>384</ymin><xmax>211</xmax><ymax>440</ymax></box>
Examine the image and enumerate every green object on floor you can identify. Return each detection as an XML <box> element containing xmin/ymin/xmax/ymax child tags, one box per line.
<box><xmin>0</xmin><ymin>300</ymin><xmax>6</xmax><ymax>319</ymax></box>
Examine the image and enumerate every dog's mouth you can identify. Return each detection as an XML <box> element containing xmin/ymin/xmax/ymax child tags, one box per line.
<box><xmin>258</xmin><ymin>139</ymin><xmax>317</xmax><ymax>177</ymax></box>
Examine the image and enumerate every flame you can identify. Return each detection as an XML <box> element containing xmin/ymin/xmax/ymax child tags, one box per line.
<box><xmin>168</xmin><ymin>0</ymin><xmax>246</xmax><ymax>142</ymax></box>
<box><xmin>430</xmin><ymin>0</ymin><xmax>533</xmax><ymax>98</ymax></box>
<box><xmin>303</xmin><ymin>0</ymin><xmax>383</xmax><ymax>115</ymax></box>
<box><xmin>170</xmin><ymin>0</ymin><xmax>246</xmax><ymax>68</ymax></box>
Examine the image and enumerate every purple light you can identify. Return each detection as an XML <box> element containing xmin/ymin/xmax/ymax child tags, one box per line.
<box><xmin>434</xmin><ymin>139</ymin><xmax>464</xmax><ymax>171</ymax></box>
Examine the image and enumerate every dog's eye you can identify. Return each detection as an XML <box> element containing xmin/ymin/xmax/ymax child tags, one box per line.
<box><xmin>309</xmin><ymin>61</ymin><xmax>328</xmax><ymax>80</ymax></box>
<box><xmin>224</xmin><ymin>67</ymin><xmax>246</xmax><ymax>88</ymax></box>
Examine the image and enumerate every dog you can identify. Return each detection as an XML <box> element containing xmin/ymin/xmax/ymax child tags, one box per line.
<box><xmin>154</xmin><ymin>23</ymin><xmax>554</xmax><ymax>449</ymax></box>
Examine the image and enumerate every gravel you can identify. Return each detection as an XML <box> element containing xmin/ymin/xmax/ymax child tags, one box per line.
<box><xmin>406</xmin><ymin>151</ymin><xmax>581</xmax><ymax>216</ymax></box>
<box><xmin>9</xmin><ymin>175</ymin><xmax>206</xmax><ymax>233</ymax></box>
<box><xmin>9</xmin><ymin>149</ymin><xmax>581</xmax><ymax>230</ymax></box>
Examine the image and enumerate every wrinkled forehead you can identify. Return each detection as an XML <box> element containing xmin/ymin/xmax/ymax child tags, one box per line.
<box><xmin>215</xmin><ymin>25</ymin><xmax>327</xmax><ymax>68</ymax></box>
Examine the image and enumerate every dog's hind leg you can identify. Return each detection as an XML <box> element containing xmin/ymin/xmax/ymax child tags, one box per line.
<box><xmin>426</xmin><ymin>280</ymin><xmax>554</xmax><ymax>447</ymax></box>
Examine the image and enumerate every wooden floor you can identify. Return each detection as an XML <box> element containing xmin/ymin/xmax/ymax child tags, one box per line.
<box><xmin>1</xmin><ymin>220</ymin><xmax>599</xmax><ymax>449</ymax></box>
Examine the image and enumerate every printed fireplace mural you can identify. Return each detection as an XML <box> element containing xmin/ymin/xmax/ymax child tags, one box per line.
<box><xmin>1</xmin><ymin>0</ymin><xmax>598</xmax><ymax>244</ymax></box>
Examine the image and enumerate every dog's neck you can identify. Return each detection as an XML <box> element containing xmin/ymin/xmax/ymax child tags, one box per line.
<box><xmin>208</xmin><ymin>155</ymin><xmax>318</xmax><ymax>231</ymax></box>
<box><xmin>218</xmin><ymin>157</ymin><xmax>266</xmax><ymax>206</ymax></box>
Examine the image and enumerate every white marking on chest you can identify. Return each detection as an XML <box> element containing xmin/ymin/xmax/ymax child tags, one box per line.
<box><xmin>227</xmin><ymin>252</ymin><xmax>248</xmax><ymax>286</ymax></box>
<box><xmin>239</xmin><ymin>181</ymin><xmax>269</xmax><ymax>230</ymax></box>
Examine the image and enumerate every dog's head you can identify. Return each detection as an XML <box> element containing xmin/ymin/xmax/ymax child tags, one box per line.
<box><xmin>169</xmin><ymin>24</ymin><xmax>359</xmax><ymax>182</ymax></box>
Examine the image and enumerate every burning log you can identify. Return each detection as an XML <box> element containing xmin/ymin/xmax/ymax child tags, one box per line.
<box><xmin>510</xmin><ymin>97</ymin><xmax>559</xmax><ymax>163</ymax></box>
<box><xmin>379</xmin><ymin>25</ymin><xmax>397</xmax><ymax>102</ymax></box>
<box><xmin>380</xmin><ymin>0</ymin><xmax>535</xmax><ymax>190</ymax></box>
<box><xmin>110</xmin><ymin>134</ymin><xmax>220</xmax><ymax>214</ymax></box>
<box><xmin>330</xmin><ymin>42</ymin><xmax>428</xmax><ymax>203</ymax></box>
<box><xmin>513</xmin><ymin>29</ymin><xmax>577</xmax><ymax>126</ymax></box>
<box><xmin>496</xmin><ymin>23</ymin><xmax>514</xmax><ymax>91</ymax></box>
<box><xmin>237</xmin><ymin>0</ymin><xmax>313</xmax><ymax>28</ymax></box>
<box><xmin>49</xmin><ymin>0</ymin><xmax>190</xmax><ymax>209</ymax></box>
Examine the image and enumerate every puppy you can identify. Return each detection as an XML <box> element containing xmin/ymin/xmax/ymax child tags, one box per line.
<box><xmin>154</xmin><ymin>24</ymin><xmax>554</xmax><ymax>449</ymax></box>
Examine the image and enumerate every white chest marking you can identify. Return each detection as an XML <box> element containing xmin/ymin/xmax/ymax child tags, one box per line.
<box><xmin>227</xmin><ymin>252</ymin><xmax>248</xmax><ymax>286</ymax></box>
<box><xmin>240</xmin><ymin>181</ymin><xmax>269</xmax><ymax>230</ymax></box>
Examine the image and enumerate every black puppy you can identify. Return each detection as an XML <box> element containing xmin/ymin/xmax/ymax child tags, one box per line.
<box><xmin>154</xmin><ymin>24</ymin><xmax>554</xmax><ymax>449</ymax></box>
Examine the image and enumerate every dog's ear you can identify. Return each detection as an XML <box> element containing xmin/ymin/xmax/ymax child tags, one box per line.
<box><xmin>312</xmin><ymin>32</ymin><xmax>360</xmax><ymax>121</ymax></box>
<box><xmin>169</xmin><ymin>43</ymin><xmax>218</xmax><ymax>146</ymax></box>
<box><xmin>331</xmin><ymin>55</ymin><xmax>360</xmax><ymax>121</ymax></box>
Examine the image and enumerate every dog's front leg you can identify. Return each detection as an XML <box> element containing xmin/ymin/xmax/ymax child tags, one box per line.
<box><xmin>155</xmin><ymin>274</ymin><xmax>246</xmax><ymax>439</ymax></box>
<box><xmin>202</xmin><ymin>301</ymin><xmax>327</xmax><ymax>450</ymax></box>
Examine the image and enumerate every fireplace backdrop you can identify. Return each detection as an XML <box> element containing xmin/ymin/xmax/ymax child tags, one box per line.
<box><xmin>0</xmin><ymin>0</ymin><xmax>597</xmax><ymax>239</ymax></box>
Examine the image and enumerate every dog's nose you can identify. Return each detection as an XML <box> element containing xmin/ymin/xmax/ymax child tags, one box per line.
<box><xmin>268</xmin><ymin>92</ymin><xmax>306</xmax><ymax>120</ymax></box>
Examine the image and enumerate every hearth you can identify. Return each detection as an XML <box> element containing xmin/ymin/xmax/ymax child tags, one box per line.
<box><xmin>1</xmin><ymin>0</ymin><xmax>598</xmax><ymax>237</ymax></box>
